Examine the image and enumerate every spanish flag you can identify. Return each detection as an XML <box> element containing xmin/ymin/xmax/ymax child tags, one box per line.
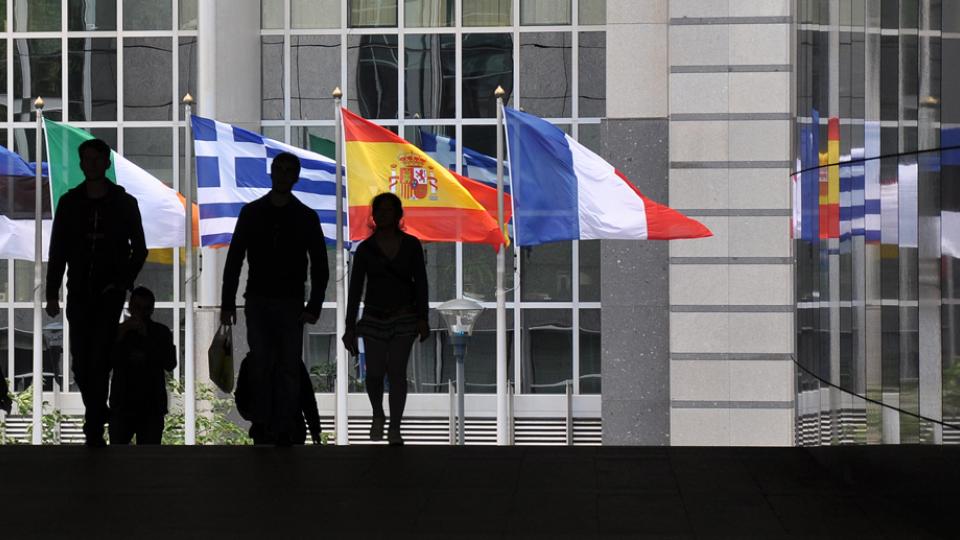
<box><xmin>343</xmin><ymin>108</ymin><xmax>510</xmax><ymax>249</ymax></box>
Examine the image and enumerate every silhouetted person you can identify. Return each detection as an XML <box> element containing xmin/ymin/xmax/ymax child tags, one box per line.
<box><xmin>0</xmin><ymin>368</ymin><xmax>11</xmax><ymax>415</ymax></box>
<box><xmin>343</xmin><ymin>193</ymin><xmax>429</xmax><ymax>446</ymax></box>
<box><xmin>236</xmin><ymin>356</ymin><xmax>321</xmax><ymax>445</ymax></box>
<box><xmin>108</xmin><ymin>287</ymin><xmax>176</xmax><ymax>445</ymax></box>
<box><xmin>221</xmin><ymin>152</ymin><xmax>328</xmax><ymax>446</ymax></box>
<box><xmin>45</xmin><ymin>138</ymin><xmax>148</xmax><ymax>447</ymax></box>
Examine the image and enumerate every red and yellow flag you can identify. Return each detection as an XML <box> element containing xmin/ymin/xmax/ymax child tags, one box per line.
<box><xmin>342</xmin><ymin>108</ymin><xmax>510</xmax><ymax>248</ymax></box>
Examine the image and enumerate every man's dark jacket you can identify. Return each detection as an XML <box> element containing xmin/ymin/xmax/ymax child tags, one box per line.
<box><xmin>46</xmin><ymin>182</ymin><xmax>148</xmax><ymax>303</ymax></box>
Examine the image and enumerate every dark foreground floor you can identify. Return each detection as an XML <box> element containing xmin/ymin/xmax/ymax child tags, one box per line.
<box><xmin>0</xmin><ymin>445</ymin><xmax>958</xmax><ymax>539</ymax></box>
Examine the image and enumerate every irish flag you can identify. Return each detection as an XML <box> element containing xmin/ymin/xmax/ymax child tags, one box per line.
<box><xmin>342</xmin><ymin>108</ymin><xmax>509</xmax><ymax>248</ymax></box>
<box><xmin>44</xmin><ymin>119</ymin><xmax>196</xmax><ymax>249</ymax></box>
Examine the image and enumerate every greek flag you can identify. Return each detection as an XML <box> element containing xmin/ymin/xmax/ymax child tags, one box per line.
<box><xmin>191</xmin><ymin>115</ymin><xmax>345</xmax><ymax>246</ymax></box>
<box><xmin>419</xmin><ymin>130</ymin><xmax>510</xmax><ymax>193</ymax></box>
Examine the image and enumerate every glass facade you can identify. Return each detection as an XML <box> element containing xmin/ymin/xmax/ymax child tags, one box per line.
<box><xmin>261</xmin><ymin>0</ymin><xmax>606</xmax><ymax>396</ymax></box>
<box><xmin>794</xmin><ymin>0</ymin><xmax>960</xmax><ymax>444</ymax></box>
<box><xmin>0</xmin><ymin>0</ymin><xmax>606</xmax><ymax>405</ymax></box>
<box><xmin>0</xmin><ymin>0</ymin><xmax>198</xmax><ymax>392</ymax></box>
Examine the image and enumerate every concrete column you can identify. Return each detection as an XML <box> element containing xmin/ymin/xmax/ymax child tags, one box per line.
<box><xmin>601</xmin><ymin>0</ymin><xmax>671</xmax><ymax>445</ymax></box>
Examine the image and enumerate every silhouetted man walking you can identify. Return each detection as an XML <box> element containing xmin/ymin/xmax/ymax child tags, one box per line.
<box><xmin>46</xmin><ymin>139</ymin><xmax>148</xmax><ymax>447</ymax></box>
<box><xmin>221</xmin><ymin>152</ymin><xmax>328</xmax><ymax>445</ymax></box>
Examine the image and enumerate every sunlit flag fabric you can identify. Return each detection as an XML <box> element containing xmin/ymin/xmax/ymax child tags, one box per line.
<box><xmin>503</xmin><ymin>107</ymin><xmax>711</xmax><ymax>246</ymax></box>
<box><xmin>342</xmin><ymin>108</ymin><xmax>510</xmax><ymax>248</ymax></box>
<box><xmin>191</xmin><ymin>115</ymin><xmax>345</xmax><ymax>246</ymax></box>
<box><xmin>44</xmin><ymin>119</ymin><xmax>191</xmax><ymax>249</ymax></box>
<box><xmin>0</xmin><ymin>145</ymin><xmax>51</xmax><ymax>260</ymax></box>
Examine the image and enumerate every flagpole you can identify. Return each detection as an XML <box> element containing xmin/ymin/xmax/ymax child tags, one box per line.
<box><xmin>495</xmin><ymin>86</ymin><xmax>508</xmax><ymax>446</ymax></box>
<box><xmin>333</xmin><ymin>87</ymin><xmax>349</xmax><ymax>445</ymax></box>
<box><xmin>32</xmin><ymin>97</ymin><xmax>45</xmax><ymax>445</ymax></box>
<box><xmin>182</xmin><ymin>93</ymin><xmax>196</xmax><ymax>445</ymax></box>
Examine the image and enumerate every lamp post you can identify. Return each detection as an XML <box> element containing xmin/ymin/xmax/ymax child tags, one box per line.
<box><xmin>438</xmin><ymin>298</ymin><xmax>484</xmax><ymax>445</ymax></box>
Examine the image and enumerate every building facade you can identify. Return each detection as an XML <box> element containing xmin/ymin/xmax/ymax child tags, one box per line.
<box><xmin>794</xmin><ymin>0</ymin><xmax>960</xmax><ymax>445</ymax></box>
<box><xmin>4</xmin><ymin>0</ymin><xmax>952</xmax><ymax>447</ymax></box>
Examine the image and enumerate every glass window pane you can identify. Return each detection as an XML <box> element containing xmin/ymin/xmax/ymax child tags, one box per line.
<box><xmin>292</xmin><ymin>0</ymin><xmax>340</xmax><ymax>28</ymax></box>
<box><xmin>291</xmin><ymin>125</ymin><xmax>336</xmax><ymax>157</ymax></box>
<box><xmin>405</xmin><ymin>0</ymin><xmax>454</xmax><ymax>27</ymax></box>
<box><xmin>261</xmin><ymin>0</ymin><xmax>283</xmax><ymax>29</ymax></box>
<box><xmin>261</xmin><ymin>36</ymin><xmax>284</xmax><ymax>120</ymax></box>
<box><xmin>180</xmin><ymin>0</ymin><xmax>198</xmax><ymax>29</ymax></box>
<box><xmin>0</xmin><ymin>41</ymin><xmax>7</xmax><ymax>119</ymax></box>
<box><xmin>579</xmin><ymin>0</ymin><xmax>605</xmax><ymax>25</ymax></box>
<box><xmin>401</xmin><ymin>124</ymin><xmax>459</xmax><ymax>303</ymax></box>
<box><xmin>305</xmin><ymin>308</ymin><xmax>339</xmax><ymax>392</ymax></box>
<box><xmin>347</xmin><ymin>35</ymin><xmax>399</xmax><ymax>119</ymax></box>
<box><xmin>579</xmin><ymin>240</ymin><xmax>599</xmax><ymax>302</ymax></box>
<box><xmin>579</xmin><ymin>309</ymin><xmax>600</xmax><ymax>393</ymax></box>
<box><xmin>13</xmin><ymin>39</ymin><xmax>63</xmax><ymax>122</ymax></box>
<box><xmin>349</xmin><ymin>0</ymin><xmax>397</xmax><ymax>27</ymax></box>
<box><xmin>291</xmin><ymin>36</ymin><xmax>341</xmax><ymax>120</ymax></box>
<box><xmin>462</xmin><ymin>33</ymin><xmax>513</xmax><ymax>118</ymax></box>
<box><xmin>123</xmin><ymin>37</ymin><xmax>173</xmax><ymax>121</ymax></box>
<box><xmin>520</xmin><ymin>0</ymin><xmax>570</xmax><ymax>25</ymax></box>
<box><xmin>123</xmin><ymin>0</ymin><xmax>172</xmax><ymax>30</ymax></box>
<box><xmin>68</xmin><ymin>38</ymin><xmax>118</xmax><ymax>122</ymax></box>
<box><xmin>13</xmin><ymin>0</ymin><xmax>60</xmax><ymax>31</ymax></box>
<box><xmin>124</xmin><ymin>127</ymin><xmax>173</xmax><ymax>184</ymax></box>
<box><xmin>0</xmin><ymin>260</ymin><xmax>7</xmax><ymax>300</ymax></box>
<box><xmin>178</xmin><ymin>36</ymin><xmax>198</xmax><ymax>120</ymax></box>
<box><xmin>405</xmin><ymin>34</ymin><xmax>456</xmax><ymax>119</ymax></box>
<box><xmin>520</xmin><ymin>32</ymin><xmax>572</xmax><ymax>117</ymax></box>
<box><xmin>521</xmin><ymin>309</ymin><xmax>571</xmax><ymax>393</ymax></box>
<box><xmin>13</xmin><ymin>308</ymin><xmax>61</xmax><ymax>392</ymax></box>
<box><xmin>68</xmin><ymin>0</ymin><xmax>117</xmax><ymax>31</ymax></box>
<box><xmin>438</xmin><ymin>310</ymin><xmax>513</xmax><ymax>394</ymax></box>
<box><xmin>463</xmin><ymin>0</ymin><xmax>511</xmax><ymax>26</ymax></box>
<box><xmin>579</xmin><ymin>32</ymin><xmax>605</xmax><ymax>117</ymax></box>
<box><xmin>521</xmin><ymin>242</ymin><xmax>572</xmax><ymax>302</ymax></box>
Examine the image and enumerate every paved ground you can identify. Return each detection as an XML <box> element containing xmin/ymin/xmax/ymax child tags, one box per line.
<box><xmin>0</xmin><ymin>445</ymin><xmax>956</xmax><ymax>538</ymax></box>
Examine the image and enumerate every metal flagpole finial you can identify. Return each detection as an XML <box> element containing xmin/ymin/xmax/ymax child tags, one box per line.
<box><xmin>34</xmin><ymin>97</ymin><xmax>45</xmax><ymax>110</ymax></box>
<box><xmin>494</xmin><ymin>86</ymin><xmax>505</xmax><ymax>98</ymax></box>
<box><xmin>332</xmin><ymin>86</ymin><xmax>343</xmax><ymax>99</ymax></box>
<box><xmin>182</xmin><ymin>93</ymin><xmax>194</xmax><ymax>105</ymax></box>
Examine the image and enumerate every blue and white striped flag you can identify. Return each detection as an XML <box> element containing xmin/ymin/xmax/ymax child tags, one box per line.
<box><xmin>419</xmin><ymin>130</ymin><xmax>510</xmax><ymax>192</ymax></box>
<box><xmin>191</xmin><ymin>115</ymin><xmax>345</xmax><ymax>246</ymax></box>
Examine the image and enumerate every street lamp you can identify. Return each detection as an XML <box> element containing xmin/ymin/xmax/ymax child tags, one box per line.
<box><xmin>438</xmin><ymin>298</ymin><xmax>484</xmax><ymax>445</ymax></box>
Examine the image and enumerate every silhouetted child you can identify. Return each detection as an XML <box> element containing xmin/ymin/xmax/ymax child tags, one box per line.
<box><xmin>108</xmin><ymin>287</ymin><xmax>176</xmax><ymax>445</ymax></box>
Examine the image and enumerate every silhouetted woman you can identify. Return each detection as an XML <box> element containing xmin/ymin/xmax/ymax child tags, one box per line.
<box><xmin>343</xmin><ymin>193</ymin><xmax>429</xmax><ymax>446</ymax></box>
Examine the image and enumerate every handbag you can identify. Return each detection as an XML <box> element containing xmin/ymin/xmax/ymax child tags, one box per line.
<box><xmin>208</xmin><ymin>324</ymin><xmax>235</xmax><ymax>393</ymax></box>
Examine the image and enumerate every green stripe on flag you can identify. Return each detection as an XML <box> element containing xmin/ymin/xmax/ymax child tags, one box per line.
<box><xmin>44</xmin><ymin>119</ymin><xmax>117</xmax><ymax>211</ymax></box>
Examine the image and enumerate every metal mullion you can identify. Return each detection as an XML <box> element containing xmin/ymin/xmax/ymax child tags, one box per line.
<box><xmin>454</xmin><ymin>4</ymin><xmax>463</xmax><ymax>299</ymax></box>
<box><xmin>340</xmin><ymin>0</ymin><xmax>348</xmax><ymax>108</ymax></box>
<box><xmin>7</xmin><ymin>262</ymin><xmax>14</xmax><ymax>395</ymax></box>
<box><xmin>398</xmin><ymin>0</ymin><xmax>406</xmax><ymax>128</ymax></box>
<box><xmin>3</xmin><ymin>0</ymin><xmax>8</xmax><ymax>389</ymax></box>
<box><xmin>513</xmin><ymin>0</ymin><xmax>522</xmax><ymax>393</ymax></box>
<box><xmin>571</xmin><ymin>0</ymin><xmax>579</xmax><ymax>140</ymax></box>
<box><xmin>115</xmin><ymin>30</ymin><xmax>178</xmax><ymax>38</ymax></box>
<box><xmin>117</xmin><ymin>0</ymin><xmax>124</xmax><ymax>135</ymax></box>
<box><xmin>571</xmin><ymin>241</ymin><xmax>580</xmax><ymax>394</ymax></box>
<box><xmin>61</xmin><ymin>0</ymin><xmax>68</xmax><ymax>123</ymax></box>
<box><xmin>283</xmin><ymin>0</ymin><xmax>291</xmax><ymax>141</ymax></box>
<box><xmin>171</xmin><ymin>0</ymin><xmax>182</xmax><ymax>379</ymax></box>
<box><xmin>64</xmin><ymin>31</ymin><xmax>120</xmax><ymax>38</ymax></box>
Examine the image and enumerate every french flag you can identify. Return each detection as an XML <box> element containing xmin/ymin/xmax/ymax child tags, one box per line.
<box><xmin>504</xmin><ymin>107</ymin><xmax>711</xmax><ymax>246</ymax></box>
